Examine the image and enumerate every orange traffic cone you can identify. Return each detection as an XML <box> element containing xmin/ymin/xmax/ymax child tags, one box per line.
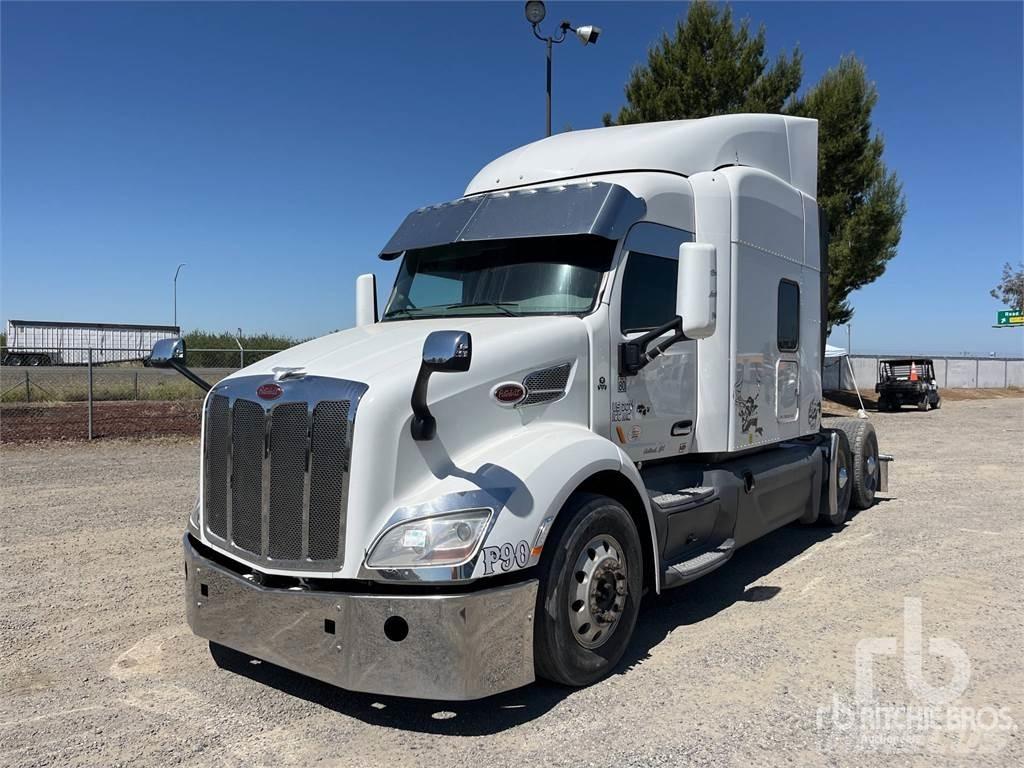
<box><xmin>910</xmin><ymin>362</ymin><xmax>918</xmax><ymax>382</ymax></box>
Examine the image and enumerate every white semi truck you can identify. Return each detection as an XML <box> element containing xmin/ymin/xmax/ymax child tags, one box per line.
<box><xmin>152</xmin><ymin>114</ymin><xmax>891</xmax><ymax>700</ymax></box>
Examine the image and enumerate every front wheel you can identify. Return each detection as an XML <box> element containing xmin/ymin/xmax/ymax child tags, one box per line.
<box><xmin>534</xmin><ymin>493</ymin><xmax>643</xmax><ymax>687</ymax></box>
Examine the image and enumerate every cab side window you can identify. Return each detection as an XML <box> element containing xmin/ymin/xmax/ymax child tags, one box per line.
<box><xmin>777</xmin><ymin>279</ymin><xmax>800</xmax><ymax>352</ymax></box>
<box><xmin>620</xmin><ymin>252</ymin><xmax>678</xmax><ymax>334</ymax></box>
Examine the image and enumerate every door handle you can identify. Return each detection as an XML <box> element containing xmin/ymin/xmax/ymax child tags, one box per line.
<box><xmin>671</xmin><ymin>420</ymin><xmax>693</xmax><ymax>436</ymax></box>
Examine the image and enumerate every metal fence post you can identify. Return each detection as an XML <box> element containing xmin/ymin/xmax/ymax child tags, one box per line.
<box><xmin>25</xmin><ymin>371</ymin><xmax>30</xmax><ymax>403</ymax></box>
<box><xmin>87</xmin><ymin>348</ymin><xmax>94</xmax><ymax>440</ymax></box>
<box><xmin>134</xmin><ymin>371</ymin><xmax>139</xmax><ymax>400</ymax></box>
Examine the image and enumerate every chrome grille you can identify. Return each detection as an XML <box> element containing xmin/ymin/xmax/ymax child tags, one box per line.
<box><xmin>231</xmin><ymin>399</ymin><xmax>265</xmax><ymax>554</ymax></box>
<box><xmin>201</xmin><ymin>376</ymin><xmax>367</xmax><ymax>571</ymax></box>
<box><xmin>520</xmin><ymin>363</ymin><xmax>572</xmax><ymax>407</ymax></box>
<box><xmin>268</xmin><ymin>402</ymin><xmax>308</xmax><ymax>560</ymax></box>
<box><xmin>204</xmin><ymin>394</ymin><xmax>230</xmax><ymax>539</ymax></box>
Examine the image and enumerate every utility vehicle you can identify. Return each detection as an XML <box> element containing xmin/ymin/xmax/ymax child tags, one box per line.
<box><xmin>152</xmin><ymin>114</ymin><xmax>892</xmax><ymax>700</ymax></box>
<box><xmin>876</xmin><ymin>358</ymin><xmax>941</xmax><ymax>411</ymax></box>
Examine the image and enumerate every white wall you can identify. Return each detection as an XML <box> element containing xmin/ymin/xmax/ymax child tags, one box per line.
<box><xmin>824</xmin><ymin>355</ymin><xmax>1023</xmax><ymax>390</ymax></box>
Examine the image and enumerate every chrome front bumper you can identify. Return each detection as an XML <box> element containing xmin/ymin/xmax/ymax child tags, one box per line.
<box><xmin>184</xmin><ymin>535</ymin><xmax>538</xmax><ymax>701</ymax></box>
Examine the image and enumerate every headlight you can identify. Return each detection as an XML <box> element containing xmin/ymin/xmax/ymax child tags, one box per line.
<box><xmin>366</xmin><ymin>509</ymin><xmax>492</xmax><ymax>569</ymax></box>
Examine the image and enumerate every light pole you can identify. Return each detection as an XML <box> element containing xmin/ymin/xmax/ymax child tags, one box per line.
<box><xmin>173</xmin><ymin>263</ymin><xmax>187</xmax><ymax>333</ymax></box>
<box><xmin>525</xmin><ymin>2</ymin><xmax>601</xmax><ymax>137</ymax></box>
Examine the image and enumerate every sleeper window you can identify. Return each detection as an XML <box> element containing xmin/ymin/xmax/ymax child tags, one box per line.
<box><xmin>777</xmin><ymin>280</ymin><xmax>800</xmax><ymax>352</ymax></box>
<box><xmin>620</xmin><ymin>252</ymin><xmax>677</xmax><ymax>334</ymax></box>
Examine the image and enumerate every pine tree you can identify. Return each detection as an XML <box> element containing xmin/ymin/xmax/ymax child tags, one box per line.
<box><xmin>605</xmin><ymin>2</ymin><xmax>905</xmax><ymax>329</ymax></box>
<box><xmin>788</xmin><ymin>56</ymin><xmax>905</xmax><ymax>327</ymax></box>
<box><xmin>603</xmin><ymin>1</ymin><xmax>802</xmax><ymax>125</ymax></box>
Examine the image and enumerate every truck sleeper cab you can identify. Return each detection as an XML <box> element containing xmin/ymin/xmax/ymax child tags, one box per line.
<box><xmin>163</xmin><ymin>114</ymin><xmax>892</xmax><ymax>700</ymax></box>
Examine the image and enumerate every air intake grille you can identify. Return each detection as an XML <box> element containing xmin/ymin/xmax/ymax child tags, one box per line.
<box><xmin>200</xmin><ymin>377</ymin><xmax>366</xmax><ymax>571</ymax></box>
<box><xmin>519</xmin><ymin>363</ymin><xmax>572</xmax><ymax>407</ymax></box>
<box><xmin>204</xmin><ymin>394</ymin><xmax>230</xmax><ymax>539</ymax></box>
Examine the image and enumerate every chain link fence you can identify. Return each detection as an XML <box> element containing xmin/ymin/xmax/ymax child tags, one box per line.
<box><xmin>1</xmin><ymin>347</ymin><xmax>285</xmax><ymax>442</ymax></box>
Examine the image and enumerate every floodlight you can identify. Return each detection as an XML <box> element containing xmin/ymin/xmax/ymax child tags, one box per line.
<box><xmin>575</xmin><ymin>25</ymin><xmax>601</xmax><ymax>45</ymax></box>
<box><xmin>525</xmin><ymin>1</ymin><xmax>546</xmax><ymax>25</ymax></box>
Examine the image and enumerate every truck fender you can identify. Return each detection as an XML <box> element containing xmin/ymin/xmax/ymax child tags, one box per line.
<box><xmin>456</xmin><ymin>423</ymin><xmax>659</xmax><ymax>590</ymax></box>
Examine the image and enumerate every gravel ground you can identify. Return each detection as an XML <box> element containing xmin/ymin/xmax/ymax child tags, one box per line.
<box><xmin>1</xmin><ymin>399</ymin><xmax>1021</xmax><ymax>767</ymax></box>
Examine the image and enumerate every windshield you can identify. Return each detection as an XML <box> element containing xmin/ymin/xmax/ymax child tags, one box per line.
<box><xmin>382</xmin><ymin>236</ymin><xmax>616</xmax><ymax>320</ymax></box>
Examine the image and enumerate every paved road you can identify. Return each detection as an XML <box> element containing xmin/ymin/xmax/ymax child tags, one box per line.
<box><xmin>2</xmin><ymin>399</ymin><xmax>1021</xmax><ymax>767</ymax></box>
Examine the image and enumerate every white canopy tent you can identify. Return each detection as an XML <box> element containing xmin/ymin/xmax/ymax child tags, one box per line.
<box><xmin>824</xmin><ymin>344</ymin><xmax>868</xmax><ymax>418</ymax></box>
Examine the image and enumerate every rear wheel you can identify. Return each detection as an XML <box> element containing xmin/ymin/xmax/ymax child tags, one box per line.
<box><xmin>534</xmin><ymin>493</ymin><xmax>643</xmax><ymax>687</ymax></box>
<box><xmin>877</xmin><ymin>397</ymin><xmax>889</xmax><ymax>412</ymax></box>
<box><xmin>917</xmin><ymin>396</ymin><xmax>928</xmax><ymax>412</ymax></box>
<box><xmin>828</xmin><ymin>419</ymin><xmax>880</xmax><ymax>510</ymax></box>
<box><xmin>819</xmin><ymin>428</ymin><xmax>853</xmax><ymax>526</ymax></box>
<box><xmin>931</xmin><ymin>395</ymin><xmax>941</xmax><ymax>410</ymax></box>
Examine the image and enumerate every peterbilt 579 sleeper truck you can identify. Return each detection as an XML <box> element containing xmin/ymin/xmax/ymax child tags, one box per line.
<box><xmin>151</xmin><ymin>114</ymin><xmax>891</xmax><ymax>700</ymax></box>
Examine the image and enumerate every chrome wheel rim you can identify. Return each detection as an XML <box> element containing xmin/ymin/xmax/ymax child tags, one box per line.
<box><xmin>838</xmin><ymin>461</ymin><xmax>849</xmax><ymax>490</ymax></box>
<box><xmin>568</xmin><ymin>534</ymin><xmax>628</xmax><ymax>649</ymax></box>
<box><xmin>865</xmin><ymin>453</ymin><xmax>878</xmax><ymax>494</ymax></box>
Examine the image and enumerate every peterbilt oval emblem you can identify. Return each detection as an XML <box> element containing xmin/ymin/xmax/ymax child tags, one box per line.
<box><xmin>257</xmin><ymin>382</ymin><xmax>283</xmax><ymax>400</ymax></box>
<box><xmin>491</xmin><ymin>382</ymin><xmax>526</xmax><ymax>406</ymax></box>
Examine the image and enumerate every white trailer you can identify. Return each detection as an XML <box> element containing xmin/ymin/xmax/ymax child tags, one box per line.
<box><xmin>158</xmin><ymin>114</ymin><xmax>891</xmax><ymax>700</ymax></box>
<box><xmin>3</xmin><ymin>319</ymin><xmax>180</xmax><ymax>365</ymax></box>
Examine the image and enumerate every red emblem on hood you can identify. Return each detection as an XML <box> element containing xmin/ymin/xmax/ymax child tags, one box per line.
<box><xmin>492</xmin><ymin>382</ymin><xmax>526</xmax><ymax>405</ymax></box>
<box><xmin>257</xmin><ymin>383</ymin><xmax>283</xmax><ymax>400</ymax></box>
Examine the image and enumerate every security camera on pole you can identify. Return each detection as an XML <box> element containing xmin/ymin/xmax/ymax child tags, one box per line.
<box><xmin>524</xmin><ymin>1</ymin><xmax>601</xmax><ymax>137</ymax></box>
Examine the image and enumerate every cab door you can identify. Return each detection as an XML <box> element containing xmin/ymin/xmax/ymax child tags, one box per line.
<box><xmin>608</xmin><ymin>223</ymin><xmax>697</xmax><ymax>462</ymax></box>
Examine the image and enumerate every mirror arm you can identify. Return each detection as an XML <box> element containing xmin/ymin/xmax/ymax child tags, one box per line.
<box><xmin>410</xmin><ymin>367</ymin><xmax>436</xmax><ymax>441</ymax></box>
<box><xmin>619</xmin><ymin>316</ymin><xmax>687</xmax><ymax>376</ymax></box>
<box><xmin>168</xmin><ymin>359</ymin><xmax>213</xmax><ymax>392</ymax></box>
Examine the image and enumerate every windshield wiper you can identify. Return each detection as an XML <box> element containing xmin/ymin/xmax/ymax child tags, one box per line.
<box><xmin>445</xmin><ymin>301</ymin><xmax>521</xmax><ymax>317</ymax></box>
<box><xmin>382</xmin><ymin>308</ymin><xmax>416</xmax><ymax>320</ymax></box>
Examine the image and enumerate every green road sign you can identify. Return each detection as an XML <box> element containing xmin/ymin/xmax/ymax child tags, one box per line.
<box><xmin>997</xmin><ymin>309</ymin><xmax>1024</xmax><ymax>326</ymax></box>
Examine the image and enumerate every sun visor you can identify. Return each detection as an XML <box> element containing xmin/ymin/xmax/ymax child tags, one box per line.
<box><xmin>379</xmin><ymin>182</ymin><xmax>646</xmax><ymax>259</ymax></box>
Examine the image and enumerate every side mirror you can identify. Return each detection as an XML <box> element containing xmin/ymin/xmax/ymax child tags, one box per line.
<box><xmin>422</xmin><ymin>330</ymin><xmax>472</xmax><ymax>372</ymax></box>
<box><xmin>355</xmin><ymin>273</ymin><xmax>378</xmax><ymax>327</ymax></box>
<box><xmin>677</xmin><ymin>242</ymin><xmax>717</xmax><ymax>339</ymax></box>
<box><xmin>411</xmin><ymin>330</ymin><xmax>472</xmax><ymax>440</ymax></box>
<box><xmin>146</xmin><ymin>338</ymin><xmax>185</xmax><ymax>368</ymax></box>
<box><xmin>145</xmin><ymin>337</ymin><xmax>211</xmax><ymax>391</ymax></box>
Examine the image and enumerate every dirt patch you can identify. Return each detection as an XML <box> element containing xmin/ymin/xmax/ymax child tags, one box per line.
<box><xmin>1</xmin><ymin>400</ymin><xmax>1021</xmax><ymax>767</ymax></box>
<box><xmin>0</xmin><ymin>400</ymin><xmax>201</xmax><ymax>443</ymax></box>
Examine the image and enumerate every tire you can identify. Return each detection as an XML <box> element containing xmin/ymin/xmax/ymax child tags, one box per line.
<box><xmin>917</xmin><ymin>395</ymin><xmax>928</xmax><ymax>411</ymax></box>
<box><xmin>877</xmin><ymin>397</ymin><xmax>889</xmax><ymax>412</ymax></box>
<box><xmin>534</xmin><ymin>493</ymin><xmax>643</xmax><ymax>687</ymax></box>
<box><xmin>819</xmin><ymin>428</ymin><xmax>853</xmax><ymax>526</ymax></box>
<box><xmin>27</xmin><ymin>355</ymin><xmax>42</xmax><ymax>367</ymax></box>
<box><xmin>931</xmin><ymin>395</ymin><xmax>941</xmax><ymax>410</ymax></box>
<box><xmin>828</xmin><ymin>418</ymin><xmax>880</xmax><ymax>510</ymax></box>
<box><xmin>5</xmin><ymin>354</ymin><xmax>22</xmax><ymax>366</ymax></box>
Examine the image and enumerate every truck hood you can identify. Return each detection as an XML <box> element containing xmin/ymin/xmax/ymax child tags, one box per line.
<box><xmin>232</xmin><ymin>316</ymin><xmax>588</xmax><ymax>386</ymax></box>
<box><xmin>214</xmin><ymin>315</ymin><xmax>592</xmax><ymax>577</ymax></box>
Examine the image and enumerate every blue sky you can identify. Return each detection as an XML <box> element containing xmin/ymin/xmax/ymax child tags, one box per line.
<box><xmin>2</xmin><ymin>1</ymin><xmax>1022</xmax><ymax>356</ymax></box>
